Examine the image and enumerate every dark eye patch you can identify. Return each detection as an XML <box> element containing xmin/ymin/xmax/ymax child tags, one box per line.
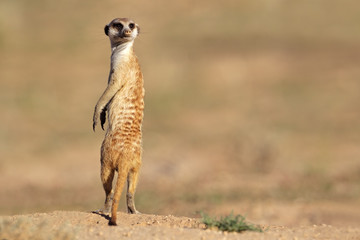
<box><xmin>129</xmin><ymin>23</ymin><xmax>135</xmax><ymax>29</ymax></box>
<box><xmin>113</xmin><ymin>23</ymin><xmax>123</xmax><ymax>29</ymax></box>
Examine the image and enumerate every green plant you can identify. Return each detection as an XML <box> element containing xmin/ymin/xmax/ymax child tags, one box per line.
<box><xmin>201</xmin><ymin>212</ymin><xmax>263</xmax><ymax>233</ymax></box>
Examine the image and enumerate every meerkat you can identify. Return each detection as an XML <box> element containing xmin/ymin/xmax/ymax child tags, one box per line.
<box><xmin>92</xmin><ymin>17</ymin><xmax>144</xmax><ymax>226</ymax></box>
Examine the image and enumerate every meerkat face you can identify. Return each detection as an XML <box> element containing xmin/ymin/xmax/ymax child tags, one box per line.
<box><xmin>104</xmin><ymin>18</ymin><xmax>140</xmax><ymax>45</ymax></box>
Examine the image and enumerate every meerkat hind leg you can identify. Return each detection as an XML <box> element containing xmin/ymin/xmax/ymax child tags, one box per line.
<box><xmin>96</xmin><ymin>165</ymin><xmax>115</xmax><ymax>214</ymax></box>
<box><xmin>127</xmin><ymin>168</ymin><xmax>140</xmax><ymax>214</ymax></box>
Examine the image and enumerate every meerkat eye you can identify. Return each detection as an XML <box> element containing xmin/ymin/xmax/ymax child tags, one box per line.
<box><xmin>129</xmin><ymin>23</ymin><xmax>135</xmax><ymax>30</ymax></box>
<box><xmin>113</xmin><ymin>23</ymin><xmax>123</xmax><ymax>30</ymax></box>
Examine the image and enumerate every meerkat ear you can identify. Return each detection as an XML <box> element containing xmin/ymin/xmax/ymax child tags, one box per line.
<box><xmin>104</xmin><ymin>25</ymin><xmax>109</xmax><ymax>36</ymax></box>
<box><xmin>137</xmin><ymin>25</ymin><xmax>140</xmax><ymax>35</ymax></box>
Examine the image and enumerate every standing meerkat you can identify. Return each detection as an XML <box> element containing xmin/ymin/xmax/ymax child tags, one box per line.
<box><xmin>92</xmin><ymin>18</ymin><xmax>144</xmax><ymax>226</ymax></box>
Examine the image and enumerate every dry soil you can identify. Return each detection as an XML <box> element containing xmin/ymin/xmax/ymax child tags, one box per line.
<box><xmin>1</xmin><ymin>211</ymin><xmax>359</xmax><ymax>240</ymax></box>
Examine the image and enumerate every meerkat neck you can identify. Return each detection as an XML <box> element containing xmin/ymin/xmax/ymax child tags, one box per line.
<box><xmin>111</xmin><ymin>41</ymin><xmax>134</xmax><ymax>67</ymax></box>
<box><xmin>111</xmin><ymin>41</ymin><xmax>134</xmax><ymax>54</ymax></box>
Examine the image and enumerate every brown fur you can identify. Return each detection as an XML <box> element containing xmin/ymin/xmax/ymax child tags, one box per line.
<box><xmin>92</xmin><ymin>18</ymin><xmax>144</xmax><ymax>226</ymax></box>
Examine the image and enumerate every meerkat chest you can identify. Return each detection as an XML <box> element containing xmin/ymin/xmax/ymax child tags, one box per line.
<box><xmin>108</xmin><ymin>65</ymin><xmax>144</xmax><ymax>123</ymax></box>
<box><xmin>108</xmin><ymin>81</ymin><xmax>144</xmax><ymax>131</ymax></box>
<box><xmin>113</xmin><ymin>79</ymin><xmax>143</xmax><ymax>106</ymax></box>
<box><xmin>107</xmin><ymin>44</ymin><xmax>144</xmax><ymax>128</ymax></box>
<box><xmin>112</xmin><ymin>63</ymin><xmax>143</xmax><ymax>103</ymax></box>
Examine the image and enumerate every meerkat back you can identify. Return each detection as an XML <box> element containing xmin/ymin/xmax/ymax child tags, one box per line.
<box><xmin>92</xmin><ymin>18</ymin><xmax>144</xmax><ymax>226</ymax></box>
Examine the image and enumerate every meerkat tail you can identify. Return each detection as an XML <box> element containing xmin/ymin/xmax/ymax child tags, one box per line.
<box><xmin>109</xmin><ymin>164</ymin><xmax>129</xmax><ymax>226</ymax></box>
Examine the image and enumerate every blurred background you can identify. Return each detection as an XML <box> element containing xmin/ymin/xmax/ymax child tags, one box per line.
<box><xmin>0</xmin><ymin>0</ymin><xmax>359</xmax><ymax>227</ymax></box>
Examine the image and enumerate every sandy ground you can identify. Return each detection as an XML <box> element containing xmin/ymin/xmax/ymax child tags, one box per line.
<box><xmin>1</xmin><ymin>211</ymin><xmax>359</xmax><ymax>240</ymax></box>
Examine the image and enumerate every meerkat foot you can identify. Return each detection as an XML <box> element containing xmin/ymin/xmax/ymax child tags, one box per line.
<box><xmin>93</xmin><ymin>204</ymin><xmax>112</xmax><ymax>215</ymax></box>
<box><xmin>126</xmin><ymin>192</ymin><xmax>140</xmax><ymax>214</ymax></box>
<box><xmin>128</xmin><ymin>209</ymin><xmax>141</xmax><ymax>214</ymax></box>
<box><xmin>93</xmin><ymin>209</ymin><xmax>102</xmax><ymax>214</ymax></box>
<box><xmin>127</xmin><ymin>207</ymin><xmax>140</xmax><ymax>214</ymax></box>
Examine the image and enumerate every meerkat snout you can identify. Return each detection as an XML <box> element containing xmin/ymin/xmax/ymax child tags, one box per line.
<box><xmin>124</xmin><ymin>29</ymin><xmax>132</xmax><ymax>36</ymax></box>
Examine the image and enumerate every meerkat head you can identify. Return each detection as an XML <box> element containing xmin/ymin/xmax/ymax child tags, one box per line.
<box><xmin>104</xmin><ymin>18</ymin><xmax>140</xmax><ymax>48</ymax></box>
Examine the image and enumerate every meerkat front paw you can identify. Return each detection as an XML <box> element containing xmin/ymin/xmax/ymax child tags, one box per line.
<box><xmin>100</xmin><ymin>106</ymin><xmax>107</xmax><ymax>130</ymax></box>
<box><xmin>93</xmin><ymin>106</ymin><xmax>107</xmax><ymax>131</ymax></box>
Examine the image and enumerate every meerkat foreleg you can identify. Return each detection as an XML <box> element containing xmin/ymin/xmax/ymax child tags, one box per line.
<box><xmin>126</xmin><ymin>168</ymin><xmax>140</xmax><ymax>214</ymax></box>
<box><xmin>93</xmin><ymin>82</ymin><xmax>122</xmax><ymax>131</ymax></box>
